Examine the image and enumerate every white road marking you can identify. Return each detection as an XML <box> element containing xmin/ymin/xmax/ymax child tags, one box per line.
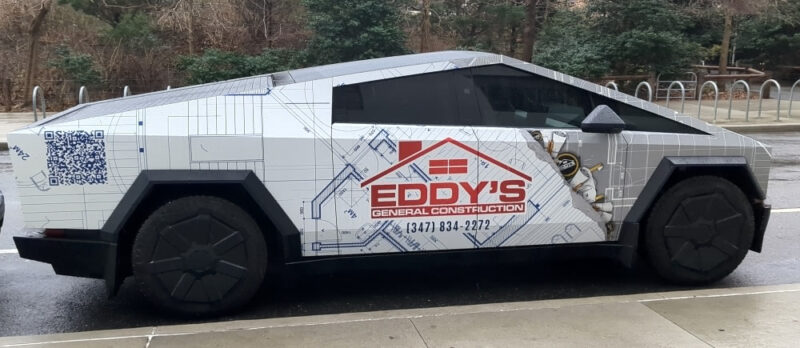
<box><xmin>637</xmin><ymin>288</ymin><xmax>800</xmax><ymax>303</ymax></box>
<box><xmin>0</xmin><ymin>248</ymin><xmax>18</xmax><ymax>254</ymax></box>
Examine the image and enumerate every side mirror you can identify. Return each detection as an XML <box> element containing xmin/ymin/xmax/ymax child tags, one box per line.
<box><xmin>581</xmin><ymin>105</ymin><xmax>626</xmax><ymax>134</ymax></box>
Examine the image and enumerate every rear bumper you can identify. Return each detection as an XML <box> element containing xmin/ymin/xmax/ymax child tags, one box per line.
<box><xmin>13</xmin><ymin>233</ymin><xmax>116</xmax><ymax>279</ymax></box>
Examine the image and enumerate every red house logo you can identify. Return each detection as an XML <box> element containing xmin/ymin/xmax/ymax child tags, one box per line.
<box><xmin>361</xmin><ymin>138</ymin><xmax>532</xmax><ymax>219</ymax></box>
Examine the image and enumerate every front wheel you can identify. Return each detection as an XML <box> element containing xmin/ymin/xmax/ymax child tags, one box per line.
<box><xmin>132</xmin><ymin>195</ymin><xmax>267</xmax><ymax>316</ymax></box>
<box><xmin>644</xmin><ymin>176</ymin><xmax>754</xmax><ymax>284</ymax></box>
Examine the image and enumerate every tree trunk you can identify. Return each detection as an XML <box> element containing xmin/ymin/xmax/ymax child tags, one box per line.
<box><xmin>23</xmin><ymin>0</ymin><xmax>52</xmax><ymax>108</ymax></box>
<box><xmin>420</xmin><ymin>0</ymin><xmax>431</xmax><ymax>52</ymax></box>
<box><xmin>2</xmin><ymin>78</ymin><xmax>11</xmax><ymax>112</ymax></box>
<box><xmin>187</xmin><ymin>0</ymin><xmax>196</xmax><ymax>55</ymax></box>
<box><xmin>521</xmin><ymin>0</ymin><xmax>541</xmax><ymax>63</ymax></box>
<box><xmin>264</xmin><ymin>0</ymin><xmax>274</xmax><ymax>48</ymax></box>
<box><xmin>508</xmin><ymin>25</ymin><xmax>517</xmax><ymax>58</ymax></box>
<box><xmin>719</xmin><ymin>9</ymin><xmax>733</xmax><ymax>75</ymax></box>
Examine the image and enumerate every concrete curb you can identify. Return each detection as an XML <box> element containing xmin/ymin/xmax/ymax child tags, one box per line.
<box><xmin>719</xmin><ymin>123</ymin><xmax>800</xmax><ymax>133</ymax></box>
<box><xmin>1</xmin><ymin>283</ymin><xmax>800</xmax><ymax>347</ymax></box>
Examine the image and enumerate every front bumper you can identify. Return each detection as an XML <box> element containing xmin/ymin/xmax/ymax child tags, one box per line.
<box><xmin>0</xmin><ymin>191</ymin><xmax>5</xmax><ymax>233</ymax></box>
<box><xmin>13</xmin><ymin>233</ymin><xmax>116</xmax><ymax>279</ymax></box>
<box><xmin>751</xmin><ymin>203</ymin><xmax>771</xmax><ymax>252</ymax></box>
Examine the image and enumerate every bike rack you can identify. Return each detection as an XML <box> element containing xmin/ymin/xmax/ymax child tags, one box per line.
<box><xmin>728</xmin><ymin>80</ymin><xmax>751</xmax><ymax>121</ymax></box>
<box><xmin>758</xmin><ymin>79</ymin><xmax>782</xmax><ymax>120</ymax></box>
<box><xmin>790</xmin><ymin>79</ymin><xmax>800</xmax><ymax>118</ymax></box>
<box><xmin>697</xmin><ymin>81</ymin><xmax>719</xmax><ymax>121</ymax></box>
<box><xmin>634</xmin><ymin>81</ymin><xmax>653</xmax><ymax>102</ymax></box>
<box><xmin>32</xmin><ymin>86</ymin><xmax>46</xmax><ymax>121</ymax></box>
<box><xmin>665</xmin><ymin>81</ymin><xmax>686</xmax><ymax>113</ymax></box>
<box><xmin>123</xmin><ymin>85</ymin><xmax>131</xmax><ymax>97</ymax></box>
<box><xmin>605</xmin><ymin>81</ymin><xmax>619</xmax><ymax>91</ymax></box>
<box><xmin>78</xmin><ymin>86</ymin><xmax>88</xmax><ymax>104</ymax></box>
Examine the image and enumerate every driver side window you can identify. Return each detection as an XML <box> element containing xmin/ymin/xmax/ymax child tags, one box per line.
<box><xmin>470</xmin><ymin>65</ymin><xmax>593</xmax><ymax>129</ymax></box>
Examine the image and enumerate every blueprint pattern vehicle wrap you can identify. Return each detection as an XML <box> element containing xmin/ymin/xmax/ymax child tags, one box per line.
<box><xmin>320</xmin><ymin>125</ymin><xmax>609</xmax><ymax>256</ymax></box>
<box><xmin>7</xmin><ymin>51</ymin><xmax>772</xmax><ymax>255</ymax></box>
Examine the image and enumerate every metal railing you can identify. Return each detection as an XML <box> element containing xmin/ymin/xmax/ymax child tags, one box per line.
<box><xmin>25</xmin><ymin>82</ymin><xmax>178</xmax><ymax>120</ymax></box>
<box><xmin>665</xmin><ymin>81</ymin><xmax>686</xmax><ymax>113</ymax></box>
<box><xmin>32</xmin><ymin>86</ymin><xmax>45</xmax><ymax>121</ymax></box>
<box><xmin>790</xmin><ymin>79</ymin><xmax>800</xmax><ymax>118</ymax></box>
<box><xmin>629</xmin><ymin>78</ymin><xmax>798</xmax><ymax>123</ymax></box>
<box><xmin>728</xmin><ymin>80</ymin><xmax>751</xmax><ymax>121</ymax></box>
<box><xmin>78</xmin><ymin>86</ymin><xmax>88</xmax><ymax>104</ymax></box>
<box><xmin>758</xmin><ymin>79</ymin><xmax>781</xmax><ymax>120</ymax></box>
<box><xmin>697</xmin><ymin>81</ymin><xmax>719</xmax><ymax>121</ymax></box>
<box><xmin>635</xmin><ymin>81</ymin><xmax>653</xmax><ymax>102</ymax></box>
<box><xmin>24</xmin><ymin>77</ymin><xmax>800</xmax><ymax>124</ymax></box>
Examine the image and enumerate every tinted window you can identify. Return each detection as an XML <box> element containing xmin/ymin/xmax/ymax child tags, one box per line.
<box><xmin>334</xmin><ymin>63</ymin><xmax>706</xmax><ymax>134</ymax></box>
<box><xmin>332</xmin><ymin>69</ymin><xmax>479</xmax><ymax>126</ymax></box>
<box><xmin>588</xmin><ymin>95</ymin><xmax>707</xmax><ymax>134</ymax></box>
<box><xmin>471</xmin><ymin>65</ymin><xmax>706</xmax><ymax>133</ymax></box>
<box><xmin>470</xmin><ymin>65</ymin><xmax>592</xmax><ymax>129</ymax></box>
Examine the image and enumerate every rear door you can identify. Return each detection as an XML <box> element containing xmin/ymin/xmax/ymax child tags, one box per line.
<box><xmin>324</xmin><ymin>68</ymin><xmax>483</xmax><ymax>256</ymax></box>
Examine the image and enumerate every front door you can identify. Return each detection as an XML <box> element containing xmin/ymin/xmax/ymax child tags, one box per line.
<box><xmin>468</xmin><ymin>64</ymin><xmax>627</xmax><ymax>247</ymax></box>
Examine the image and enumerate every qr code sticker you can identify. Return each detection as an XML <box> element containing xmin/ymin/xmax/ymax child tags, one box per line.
<box><xmin>45</xmin><ymin>130</ymin><xmax>108</xmax><ymax>186</ymax></box>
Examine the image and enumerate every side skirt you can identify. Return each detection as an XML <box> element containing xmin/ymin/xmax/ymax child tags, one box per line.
<box><xmin>283</xmin><ymin>235</ymin><xmax>639</xmax><ymax>272</ymax></box>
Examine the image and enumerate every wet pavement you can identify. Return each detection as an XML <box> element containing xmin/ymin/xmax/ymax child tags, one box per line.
<box><xmin>0</xmin><ymin>132</ymin><xmax>799</xmax><ymax>337</ymax></box>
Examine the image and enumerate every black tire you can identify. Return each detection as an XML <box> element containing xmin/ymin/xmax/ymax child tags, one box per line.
<box><xmin>645</xmin><ymin>176</ymin><xmax>754</xmax><ymax>285</ymax></box>
<box><xmin>132</xmin><ymin>195</ymin><xmax>267</xmax><ymax>316</ymax></box>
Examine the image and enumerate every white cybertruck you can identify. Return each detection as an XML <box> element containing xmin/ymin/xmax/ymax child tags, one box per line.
<box><xmin>9</xmin><ymin>51</ymin><xmax>772</xmax><ymax>315</ymax></box>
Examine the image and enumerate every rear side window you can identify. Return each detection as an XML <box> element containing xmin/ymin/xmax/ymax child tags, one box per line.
<box><xmin>332</xmin><ymin>69</ymin><xmax>478</xmax><ymax>126</ymax></box>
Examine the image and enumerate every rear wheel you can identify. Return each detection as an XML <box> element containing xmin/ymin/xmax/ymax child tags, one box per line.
<box><xmin>132</xmin><ymin>195</ymin><xmax>267</xmax><ymax>316</ymax></box>
<box><xmin>645</xmin><ymin>176</ymin><xmax>754</xmax><ymax>284</ymax></box>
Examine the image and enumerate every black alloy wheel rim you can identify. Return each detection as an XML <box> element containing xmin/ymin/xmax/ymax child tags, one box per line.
<box><xmin>663</xmin><ymin>192</ymin><xmax>744</xmax><ymax>273</ymax></box>
<box><xmin>146</xmin><ymin>213</ymin><xmax>249</xmax><ymax>303</ymax></box>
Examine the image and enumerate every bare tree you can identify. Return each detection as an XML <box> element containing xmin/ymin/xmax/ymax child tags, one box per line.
<box><xmin>187</xmin><ymin>0</ymin><xmax>196</xmax><ymax>54</ymax></box>
<box><xmin>249</xmin><ymin>0</ymin><xmax>276</xmax><ymax>48</ymax></box>
<box><xmin>23</xmin><ymin>0</ymin><xmax>52</xmax><ymax>107</ymax></box>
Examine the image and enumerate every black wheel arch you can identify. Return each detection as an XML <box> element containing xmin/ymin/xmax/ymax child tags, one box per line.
<box><xmin>101</xmin><ymin>170</ymin><xmax>301</xmax><ymax>295</ymax></box>
<box><xmin>621</xmin><ymin>156</ymin><xmax>770</xmax><ymax>262</ymax></box>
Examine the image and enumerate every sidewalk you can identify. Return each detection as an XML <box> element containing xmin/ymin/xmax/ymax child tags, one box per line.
<box><xmin>654</xmin><ymin>98</ymin><xmax>800</xmax><ymax>132</ymax></box>
<box><xmin>1</xmin><ymin>283</ymin><xmax>799</xmax><ymax>347</ymax></box>
<box><xmin>0</xmin><ymin>113</ymin><xmax>38</xmax><ymax>148</ymax></box>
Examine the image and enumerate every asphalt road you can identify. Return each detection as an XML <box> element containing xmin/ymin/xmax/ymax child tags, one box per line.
<box><xmin>1</xmin><ymin>132</ymin><xmax>799</xmax><ymax>337</ymax></box>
